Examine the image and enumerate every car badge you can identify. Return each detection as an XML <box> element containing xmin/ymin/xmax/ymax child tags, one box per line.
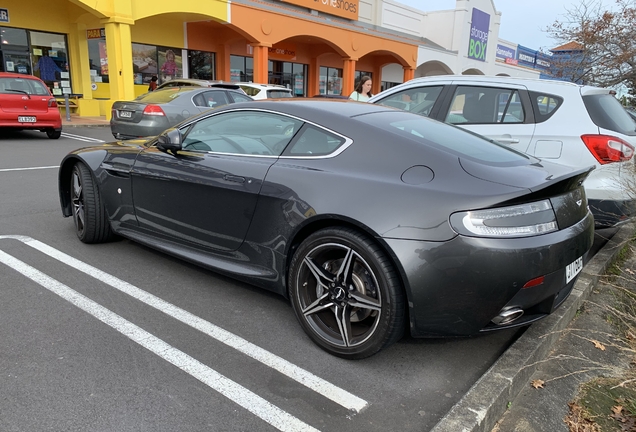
<box><xmin>576</xmin><ymin>200</ymin><xmax>582</xmax><ymax>206</ymax></box>
<box><xmin>22</xmin><ymin>96</ymin><xmax>28</xmax><ymax>100</ymax></box>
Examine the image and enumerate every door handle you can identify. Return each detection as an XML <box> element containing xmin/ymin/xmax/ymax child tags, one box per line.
<box><xmin>496</xmin><ymin>137</ymin><xmax>520</xmax><ymax>144</ymax></box>
<box><xmin>224</xmin><ymin>174</ymin><xmax>246</xmax><ymax>184</ymax></box>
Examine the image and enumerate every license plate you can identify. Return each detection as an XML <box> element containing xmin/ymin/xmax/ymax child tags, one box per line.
<box><xmin>119</xmin><ymin>111</ymin><xmax>132</xmax><ymax>118</ymax></box>
<box><xmin>18</xmin><ymin>116</ymin><xmax>36</xmax><ymax>122</ymax></box>
<box><xmin>566</xmin><ymin>256</ymin><xmax>583</xmax><ymax>284</ymax></box>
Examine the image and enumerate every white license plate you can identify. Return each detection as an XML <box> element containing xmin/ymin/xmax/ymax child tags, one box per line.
<box><xmin>566</xmin><ymin>256</ymin><xmax>583</xmax><ymax>284</ymax></box>
<box><xmin>18</xmin><ymin>116</ymin><xmax>36</xmax><ymax>122</ymax></box>
<box><xmin>119</xmin><ymin>111</ymin><xmax>132</xmax><ymax>118</ymax></box>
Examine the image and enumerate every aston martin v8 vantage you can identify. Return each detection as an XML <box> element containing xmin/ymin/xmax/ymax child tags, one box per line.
<box><xmin>58</xmin><ymin>100</ymin><xmax>594</xmax><ymax>359</ymax></box>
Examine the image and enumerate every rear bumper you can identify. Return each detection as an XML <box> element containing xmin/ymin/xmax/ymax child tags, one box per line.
<box><xmin>383</xmin><ymin>211</ymin><xmax>594</xmax><ymax>337</ymax></box>
<box><xmin>110</xmin><ymin>118</ymin><xmax>169</xmax><ymax>139</ymax></box>
<box><xmin>0</xmin><ymin>115</ymin><xmax>62</xmax><ymax>130</ymax></box>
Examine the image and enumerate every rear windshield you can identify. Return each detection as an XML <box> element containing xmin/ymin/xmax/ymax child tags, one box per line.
<box><xmin>583</xmin><ymin>94</ymin><xmax>636</xmax><ymax>136</ymax></box>
<box><xmin>0</xmin><ymin>77</ymin><xmax>50</xmax><ymax>95</ymax></box>
<box><xmin>267</xmin><ymin>90</ymin><xmax>293</xmax><ymax>98</ymax></box>
<box><xmin>135</xmin><ymin>88</ymin><xmax>187</xmax><ymax>103</ymax></box>
<box><xmin>355</xmin><ymin>111</ymin><xmax>531</xmax><ymax>165</ymax></box>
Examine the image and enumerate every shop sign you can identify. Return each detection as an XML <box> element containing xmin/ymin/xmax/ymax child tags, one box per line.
<box><xmin>505</xmin><ymin>58</ymin><xmax>518</xmax><ymax>65</ymax></box>
<box><xmin>467</xmin><ymin>8</ymin><xmax>490</xmax><ymax>62</ymax></box>
<box><xmin>496</xmin><ymin>44</ymin><xmax>515</xmax><ymax>61</ymax></box>
<box><xmin>517</xmin><ymin>45</ymin><xmax>537</xmax><ymax>68</ymax></box>
<box><xmin>279</xmin><ymin>0</ymin><xmax>358</xmax><ymax>21</ymax></box>
<box><xmin>268</xmin><ymin>42</ymin><xmax>296</xmax><ymax>60</ymax></box>
<box><xmin>87</xmin><ymin>28</ymin><xmax>105</xmax><ymax>39</ymax></box>
<box><xmin>535</xmin><ymin>52</ymin><xmax>551</xmax><ymax>70</ymax></box>
<box><xmin>0</xmin><ymin>8</ymin><xmax>9</xmax><ymax>23</ymax></box>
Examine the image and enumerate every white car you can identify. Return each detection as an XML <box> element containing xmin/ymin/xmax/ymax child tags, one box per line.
<box><xmin>237</xmin><ymin>82</ymin><xmax>294</xmax><ymax>100</ymax></box>
<box><xmin>369</xmin><ymin>75</ymin><xmax>636</xmax><ymax>227</ymax></box>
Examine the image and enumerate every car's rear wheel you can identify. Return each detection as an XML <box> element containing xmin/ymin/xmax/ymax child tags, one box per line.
<box><xmin>289</xmin><ymin>227</ymin><xmax>405</xmax><ymax>359</ymax></box>
<box><xmin>46</xmin><ymin>129</ymin><xmax>61</xmax><ymax>139</ymax></box>
<box><xmin>71</xmin><ymin>162</ymin><xmax>114</xmax><ymax>243</ymax></box>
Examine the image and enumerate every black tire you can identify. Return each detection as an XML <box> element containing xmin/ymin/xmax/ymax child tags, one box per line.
<box><xmin>70</xmin><ymin>162</ymin><xmax>114</xmax><ymax>243</ymax></box>
<box><xmin>47</xmin><ymin>129</ymin><xmax>62</xmax><ymax>139</ymax></box>
<box><xmin>288</xmin><ymin>227</ymin><xmax>405</xmax><ymax>359</ymax></box>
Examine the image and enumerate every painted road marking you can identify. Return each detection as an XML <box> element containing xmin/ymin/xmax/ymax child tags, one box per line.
<box><xmin>61</xmin><ymin>132</ymin><xmax>105</xmax><ymax>143</ymax></box>
<box><xmin>0</xmin><ymin>235</ymin><xmax>368</xmax><ymax>413</ymax></box>
<box><xmin>0</xmin><ymin>248</ymin><xmax>320</xmax><ymax>432</ymax></box>
<box><xmin>0</xmin><ymin>166</ymin><xmax>58</xmax><ymax>172</ymax></box>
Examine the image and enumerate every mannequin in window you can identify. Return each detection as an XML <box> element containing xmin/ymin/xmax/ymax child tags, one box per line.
<box><xmin>35</xmin><ymin>49</ymin><xmax>62</xmax><ymax>82</ymax></box>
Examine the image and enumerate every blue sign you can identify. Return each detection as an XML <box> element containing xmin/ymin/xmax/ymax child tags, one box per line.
<box><xmin>517</xmin><ymin>45</ymin><xmax>537</xmax><ymax>68</ymax></box>
<box><xmin>468</xmin><ymin>8</ymin><xmax>490</xmax><ymax>62</ymax></box>
<box><xmin>535</xmin><ymin>52</ymin><xmax>551</xmax><ymax>70</ymax></box>
<box><xmin>0</xmin><ymin>8</ymin><xmax>9</xmax><ymax>23</ymax></box>
<box><xmin>496</xmin><ymin>44</ymin><xmax>516</xmax><ymax>60</ymax></box>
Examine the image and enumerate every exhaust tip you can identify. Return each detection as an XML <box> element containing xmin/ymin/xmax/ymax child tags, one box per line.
<box><xmin>492</xmin><ymin>307</ymin><xmax>524</xmax><ymax>325</ymax></box>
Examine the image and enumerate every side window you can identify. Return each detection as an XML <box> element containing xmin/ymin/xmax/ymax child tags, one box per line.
<box><xmin>529</xmin><ymin>91</ymin><xmax>563</xmax><ymax>123</ymax></box>
<box><xmin>240</xmin><ymin>86</ymin><xmax>260</xmax><ymax>97</ymax></box>
<box><xmin>446</xmin><ymin>86</ymin><xmax>524</xmax><ymax>124</ymax></box>
<box><xmin>377</xmin><ymin>86</ymin><xmax>443</xmax><ymax>117</ymax></box>
<box><xmin>181</xmin><ymin>111</ymin><xmax>303</xmax><ymax>156</ymax></box>
<box><xmin>230</xmin><ymin>93</ymin><xmax>253</xmax><ymax>103</ymax></box>
<box><xmin>198</xmin><ymin>91</ymin><xmax>229</xmax><ymax>108</ymax></box>
<box><xmin>285</xmin><ymin>125</ymin><xmax>346</xmax><ymax>157</ymax></box>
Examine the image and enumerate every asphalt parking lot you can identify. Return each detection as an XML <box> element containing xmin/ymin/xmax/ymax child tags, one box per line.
<box><xmin>0</xmin><ymin>127</ymin><xmax>615</xmax><ymax>432</ymax></box>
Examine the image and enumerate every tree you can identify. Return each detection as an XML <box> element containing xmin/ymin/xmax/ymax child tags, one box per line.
<box><xmin>545</xmin><ymin>0</ymin><xmax>636</xmax><ymax>93</ymax></box>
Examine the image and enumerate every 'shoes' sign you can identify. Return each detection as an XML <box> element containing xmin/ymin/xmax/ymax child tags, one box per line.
<box><xmin>280</xmin><ymin>0</ymin><xmax>359</xmax><ymax>20</ymax></box>
<box><xmin>468</xmin><ymin>8</ymin><xmax>490</xmax><ymax>62</ymax></box>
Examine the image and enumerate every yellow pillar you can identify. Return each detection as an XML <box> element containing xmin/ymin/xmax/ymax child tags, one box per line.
<box><xmin>342</xmin><ymin>58</ymin><xmax>357</xmax><ymax>98</ymax></box>
<box><xmin>250</xmin><ymin>43</ymin><xmax>270</xmax><ymax>84</ymax></box>
<box><xmin>68</xmin><ymin>23</ymin><xmax>92</xmax><ymax>100</ymax></box>
<box><xmin>102</xmin><ymin>19</ymin><xmax>135</xmax><ymax>103</ymax></box>
<box><xmin>403</xmin><ymin>67</ymin><xmax>415</xmax><ymax>83</ymax></box>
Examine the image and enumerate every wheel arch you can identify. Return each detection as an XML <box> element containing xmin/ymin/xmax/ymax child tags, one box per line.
<box><xmin>58</xmin><ymin>151</ymin><xmax>108</xmax><ymax>217</ymax></box>
<box><xmin>284</xmin><ymin>215</ymin><xmax>414</xmax><ymax>325</ymax></box>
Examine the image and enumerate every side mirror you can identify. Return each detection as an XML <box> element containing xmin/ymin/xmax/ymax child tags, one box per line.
<box><xmin>156</xmin><ymin>128</ymin><xmax>182</xmax><ymax>153</ymax></box>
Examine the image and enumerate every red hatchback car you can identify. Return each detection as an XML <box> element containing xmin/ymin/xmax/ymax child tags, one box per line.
<box><xmin>0</xmin><ymin>72</ymin><xmax>62</xmax><ymax>139</ymax></box>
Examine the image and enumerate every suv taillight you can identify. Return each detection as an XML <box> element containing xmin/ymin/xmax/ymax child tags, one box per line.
<box><xmin>48</xmin><ymin>98</ymin><xmax>58</xmax><ymax>108</ymax></box>
<box><xmin>143</xmin><ymin>104</ymin><xmax>166</xmax><ymax>116</ymax></box>
<box><xmin>581</xmin><ymin>134</ymin><xmax>635</xmax><ymax>164</ymax></box>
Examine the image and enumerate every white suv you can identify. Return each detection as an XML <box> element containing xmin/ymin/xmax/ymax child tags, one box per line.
<box><xmin>237</xmin><ymin>83</ymin><xmax>294</xmax><ymax>100</ymax></box>
<box><xmin>369</xmin><ymin>75</ymin><xmax>636</xmax><ymax>227</ymax></box>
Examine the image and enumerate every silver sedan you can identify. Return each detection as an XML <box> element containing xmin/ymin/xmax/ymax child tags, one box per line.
<box><xmin>110</xmin><ymin>86</ymin><xmax>253</xmax><ymax>139</ymax></box>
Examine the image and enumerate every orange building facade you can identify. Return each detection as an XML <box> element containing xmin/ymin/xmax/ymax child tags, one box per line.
<box><xmin>0</xmin><ymin>0</ymin><xmax>418</xmax><ymax>117</ymax></box>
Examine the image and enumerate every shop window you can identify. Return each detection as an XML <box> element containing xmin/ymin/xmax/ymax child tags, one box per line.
<box><xmin>268</xmin><ymin>60</ymin><xmax>306</xmax><ymax>95</ymax></box>
<box><xmin>132</xmin><ymin>43</ymin><xmax>159</xmax><ymax>87</ymax></box>
<box><xmin>188</xmin><ymin>50</ymin><xmax>215</xmax><ymax>80</ymax></box>
<box><xmin>230</xmin><ymin>55</ymin><xmax>253</xmax><ymax>82</ymax></box>
<box><xmin>30</xmin><ymin>31</ymin><xmax>69</xmax><ymax>95</ymax></box>
<box><xmin>320</xmin><ymin>67</ymin><xmax>343</xmax><ymax>96</ymax></box>
<box><xmin>157</xmin><ymin>46</ymin><xmax>182</xmax><ymax>82</ymax></box>
<box><xmin>88</xmin><ymin>36</ymin><xmax>109</xmax><ymax>84</ymax></box>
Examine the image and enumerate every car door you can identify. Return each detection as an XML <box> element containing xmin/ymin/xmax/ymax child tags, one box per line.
<box><xmin>130</xmin><ymin>110</ymin><xmax>303</xmax><ymax>251</ymax></box>
<box><xmin>438</xmin><ymin>82</ymin><xmax>536</xmax><ymax>154</ymax></box>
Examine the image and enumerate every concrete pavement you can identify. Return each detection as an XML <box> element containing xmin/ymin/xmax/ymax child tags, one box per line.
<box><xmin>61</xmin><ymin>114</ymin><xmax>110</xmax><ymax>128</ymax></box>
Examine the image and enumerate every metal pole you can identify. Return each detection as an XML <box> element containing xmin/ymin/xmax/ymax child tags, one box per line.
<box><xmin>64</xmin><ymin>94</ymin><xmax>71</xmax><ymax>121</ymax></box>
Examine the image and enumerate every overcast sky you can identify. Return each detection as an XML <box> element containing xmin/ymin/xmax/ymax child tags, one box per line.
<box><xmin>393</xmin><ymin>0</ymin><xmax>582</xmax><ymax>51</ymax></box>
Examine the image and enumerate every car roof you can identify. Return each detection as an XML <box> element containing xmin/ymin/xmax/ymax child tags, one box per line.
<box><xmin>238</xmin><ymin>82</ymin><xmax>291</xmax><ymax>90</ymax></box>
<box><xmin>157</xmin><ymin>78</ymin><xmax>242</xmax><ymax>90</ymax></box>
<box><xmin>398</xmin><ymin>74</ymin><xmax>608</xmax><ymax>93</ymax></box>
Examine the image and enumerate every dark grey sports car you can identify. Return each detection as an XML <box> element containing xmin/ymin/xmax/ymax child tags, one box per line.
<box><xmin>58</xmin><ymin>100</ymin><xmax>595</xmax><ymax>359</ymax></box>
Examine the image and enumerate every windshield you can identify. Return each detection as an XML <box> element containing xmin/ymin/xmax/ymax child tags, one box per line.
<box><xmin>355</xmin><ymin>111</ymin><xmax>532</xmax><ymax>165</ymax></box>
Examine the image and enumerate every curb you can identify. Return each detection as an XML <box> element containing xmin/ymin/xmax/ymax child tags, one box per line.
<box><xmin>430</xmin><ymin>222</ymin><xmax>636</xmax><ymax>432</ymax></box>
<box><xmin>62</xmin><ymin>123</ymin><xmax>110</xmax><ymax>128</ymax></box>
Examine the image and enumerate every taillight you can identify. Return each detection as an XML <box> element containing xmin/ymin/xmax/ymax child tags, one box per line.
<box><xmin>581</xmin><ymin>134</ymin><xmax>635</xmax><ymax>164</ymax></box>
<box><xmin>48</xmin><ymin>98</ymin><xmax>58</xmax><ymax>108</ymax></box>
<box><xmin>142</xmin><ymin>105</ymin><xmax>166</xmax><ymax>116</ymax></box>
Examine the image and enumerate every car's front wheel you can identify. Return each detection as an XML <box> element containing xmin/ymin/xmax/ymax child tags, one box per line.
<box><xmin>46</xmin><ymin>129</ymin><xmax>61</xmax><ymax>139</ymax></box>
<box><xmin>289</xmin><ymin>227</ymin><xmax>405</xmax><ymax>359</ymax></box>
<box><xmin>71</xmin><ymin>162</ymin><xmax>114</xmax><ymax>243</ymax></box>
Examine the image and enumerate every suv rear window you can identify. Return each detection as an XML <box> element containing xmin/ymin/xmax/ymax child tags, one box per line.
<box><xmin>583</xmin><ymin>94</ymin><xmax>636</xmax><ymax>136</ymax></box>
<box><xmin>267</xmin><ymin>90</ymin><xmax>293</xmax><ymax>98</ymax></box>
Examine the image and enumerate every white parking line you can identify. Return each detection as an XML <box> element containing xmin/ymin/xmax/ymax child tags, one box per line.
<box><xmin>0</xmin><ymin>235</ymin><xmax>368</xmax><ymax>414</ymax></box>
<box><xmin>0</xmin><ymin>166</ymin><xmax>58</xmax><ymax>172</ymax></box>
<box><xmin>61</xmin><ymin>132</ymin><xmax>105</xmax><ymax>143</ymax></box>
<box><xmin>0</xmin><ymin>249</ymin><xmax>319</xmax><ymax>432</ymax></box>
